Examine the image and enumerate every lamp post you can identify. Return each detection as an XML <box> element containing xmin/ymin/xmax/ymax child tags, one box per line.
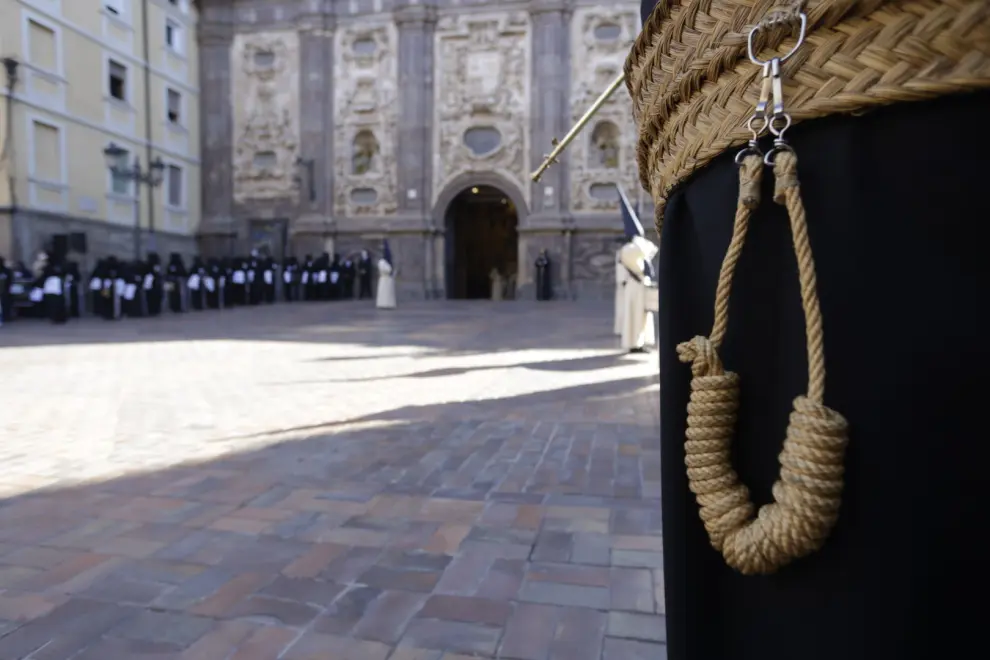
<box><xmin>103</xmin><ymin>142</ymin><xmax>164</xmax><ymax>261</ymax></box>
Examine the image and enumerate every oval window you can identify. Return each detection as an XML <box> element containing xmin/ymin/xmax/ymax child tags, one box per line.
<box><xmin>463</xmin><ymin>127</ymin><xmax>502</xmax><ymax>156</ymax></box>
<box><xmin>594</xmin><ymin>23</ymin><xmax>622</xmax><ymax>40</ymax></box>
<box><xmin>253</xmin><ymin>51</ymin><xmax>275</xmax><ymax>68</ymax></box>
<box><xmin>350</xmin><ymin>188</ymin><xmax>378</xmax><ymax>205</ymax></box>
<box><xmin>589</xmin><ymin>183</ymin><xmax>619</xmax><ymax>201</ymax></box>
<box><xmin>353</xmin><ymin>38</ymin><xmax>377</xmax><ymax>56</ymax></box>
<box><xmin>253</xmin><ymin>151</ymin><xmax>277</xmax><ymax>169</ymax></box>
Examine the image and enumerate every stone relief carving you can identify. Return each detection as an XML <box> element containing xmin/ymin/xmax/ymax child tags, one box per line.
<box><xmin>231</xmin><ymin>31</ymin><xmax>301</xmax><ymax>203</ymax></box>
<box><xmin>433</xmin><ymin>12</ymin><xmax>530</xmax><ymax>206</ymax></box>
<box><xmin>333</xmin><ymin>22</ymin><xmax>399</xmax><ymax>217</ymax></box>
<box><xmin>568</xmin><ymin>7</ymin><xmax>641</xmax><ymax>212</ymax></box>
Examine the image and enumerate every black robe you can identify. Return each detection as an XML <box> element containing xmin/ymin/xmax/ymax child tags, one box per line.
<box><xmin>0</xmin><ymin>258</ymin><xmax>12</xmax><ymax>325</ymax></box>
<box><xmin>100</xmin><ymin>259</ymin><xmax>123</xmax><ymax>321</ymax></box>
<box><xmin>42</xmin><ymin>263</ymin><xmax>67</xmax><ymax>324</ymax></box>
<box><xmin>145</xmin><ymin>259</ymin><xmax>164</xmax><ymax>316</ymax></box>
<box><xmin>65</xmin><ymin>263</ymin><xmax>81</xmax><ymax>318</ymax></box>
<box><xmin>187</xmin><ymin>259</ymin><xmax>205</xmax><ymax>311</ymax></box>
<box><xmin>248</xmin><ymin>258</ymin><xmax>262</xmax><ymax>305</ymax></box>
<box><xmin>655</xmin><ymin>70</ymin><xmax>990</xmax><ymax>660</ymax></box>
<box><xmin>357</xmin><ymin>256</ymin><xmax>373</xmax><ymax>299</ymax></box>
<box><xmin>261</xmin><ymin>258</ymin><xmax>277</xmax><ymax>303</ymax></box>
<box><xmin>282</xmin><ymin>259</ymin><xmax>299</xmax><ymax>302</ymax></box>
<box><xmin>341</xmin><ymin>259</ymin><xmax>355</xmax><ymax>299</ymax></box>
<box><xmin>166</xmin><ymin>256</ymin><xmax>187</xmax><ymax>313</ymax></box>
<box><xmin>329</xmin><ymin>256</ymin><xmax>342</xmax><ymax>300</ymax></box>
<box><xmin>302</xmin><ymin>256</ymin><xmax>316</xmax><ymax>301</ymax></box>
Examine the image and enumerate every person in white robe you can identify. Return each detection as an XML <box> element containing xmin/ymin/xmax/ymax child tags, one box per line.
<box><xmin>619</xmin><ymin>236</ymin><xmax>659</xmax><ymax>352</ymax></box>
<box><xmin>375</xmin><ymin>258</ymin><xmax>396</xmax><ymax>309</ymax></box>
<box><xmin>614</xmin><ymin>248</ymin><xmax>627</xmax><ymax>335</ymax></box>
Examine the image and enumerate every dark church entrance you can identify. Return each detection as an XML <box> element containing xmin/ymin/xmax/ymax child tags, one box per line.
<box><xmin>445</xmin><ymin>185</ymin><xmax>519</xmax><ymax>299</ymax></box>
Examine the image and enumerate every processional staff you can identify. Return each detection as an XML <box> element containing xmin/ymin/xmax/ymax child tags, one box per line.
<box><xmin>530</xmin><ymin>72</ymin><xmax>627</xmax><ymax>183</ymax></box>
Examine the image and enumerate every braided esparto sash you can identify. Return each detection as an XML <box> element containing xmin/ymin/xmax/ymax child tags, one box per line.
<box><xmin>625</xmin><ymin>0</ymin><xmax>990</xmax><ymax>228</ymax></box>
<box><xmin>625</xmin><ymin>0</ymin><xmax>989</xmax><ymax>575</ymax></box>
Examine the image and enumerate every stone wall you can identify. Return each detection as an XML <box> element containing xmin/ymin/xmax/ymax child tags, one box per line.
<box><xmin>197</xmin><ymin>0</ymin><xmax>647</xmax><ymax>300</ymax></box>
<box><xmin>7</xmin><ymin>208</ymin><xmax>197</xmax><ymax>274</ymax></box>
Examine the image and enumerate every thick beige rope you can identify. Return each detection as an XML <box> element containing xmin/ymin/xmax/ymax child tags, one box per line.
<box><xmin>676</xmin><ymin>151</ymin><xmax>849</xmax><ymax>575</ymax></box>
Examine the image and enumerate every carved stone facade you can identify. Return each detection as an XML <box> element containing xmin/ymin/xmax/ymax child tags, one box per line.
<box><xmin>432</xmin><ymin>12</ymin><xmax>530</xmax><ymax>209</ymax></box>
<box><xmin>333</xmin><ymin>21</ymin><xmax>400</xmax><ymax>218</ymax></box>
<box><xmin>230</xmin><ymin>31</ymin><xmax>301</xmax><ymax>204</ymax></box>
<box><xmin>199</xmin><ymin>1</ymin><xmax>645</xmax><ymax>301</ymax></box>
<box><xmin>568</xmin><ymin>6</ymin><xmax>641</xmax><ymax>213</ymax></box>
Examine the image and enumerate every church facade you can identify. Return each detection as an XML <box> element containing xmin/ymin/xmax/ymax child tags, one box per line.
<box><xmin>198</xmin><ymin>0</ymin><xmax>648</xmax><ymax>300</ymax></box>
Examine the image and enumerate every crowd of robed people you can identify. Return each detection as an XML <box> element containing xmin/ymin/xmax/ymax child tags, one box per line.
<box><xmin>0</xmin><ymin>249</ymin><xmax>380</xmax><ymax>326</ymax></box>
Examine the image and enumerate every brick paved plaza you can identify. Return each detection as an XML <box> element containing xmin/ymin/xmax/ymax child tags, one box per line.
<box><xmin>0</xmin><ymin>302</ymin><xmax>663</xmax><ymax>659</ymax></box>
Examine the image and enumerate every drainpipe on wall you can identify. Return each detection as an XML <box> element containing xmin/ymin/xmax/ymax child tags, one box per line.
<box><xmin>141</xmin><ymin>0</ymin><xmax>156</xmax><ymax>253</ymax></box>
<box><xmin>2</xmin><ymin>57</ymin><xmax>19</xmax><ymax>260</ymax></box>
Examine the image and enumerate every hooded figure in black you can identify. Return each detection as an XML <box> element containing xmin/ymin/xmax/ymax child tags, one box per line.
<box><xmin>166</xmin><ymin>253</ymin><xmax>187</xmax><ymax>312</ymax></box>
<box><xmin>89</xmin><ymin>258</ymin><xmax>107</xmax><ymax>319</ymax></box>
<box><xmin>282</xmin><ymin>257</ymin><xmax>299</xmax><ymax>302</ymax></box>
<box><xmin>261</xmin><ymin>256</ymin><xmax>277</xmax><ymax>303</ymax></box>
<box><xmin>102</xmin><ymin>256</ymin><xmax>124</xmax><ymax>320</ymax></box>
<box><xmin>315</xmin><ymin>252</ymin><xmax>331</xmax><ymax>300</ymax></box>
<box><xmin>0</xmin><ymin>256</ymin><xmax>12</xmax><ymax>325</ymax></box>
<box><xmin>119</xmin><ymin>261</ymin><xmax>138</xmax><ymax>317</ymax></box>
<box><xmin>204</xmin><ymin>258</ymin><xmax>221</xmax><ymax>309</ymax></box>
<box><xmin>302</xmin><ymin>254</ymin><xmax>316</xmax><ymax>301</ymax></box>
<box><xmin>188</xmin><ymin>257</ymin><xmax>206</xmax><ymax>310</ymax></box>
<box><xmin>357</xmin><ymin>250</ymin><xmax>373</xmax><ymax>299</ymax></box>
<box><xmin>41</xmin><ymin>259</ymin><xmax>68</xmax><ymax>324</ymax></box>
<box><xmin>534</xmin><ymin>250</ymin><xmax>552</xmax><ymax>301</ymax></box>
<box><xmin>65</xmin><ymin>261</ymin><xmax>82</xmax><ymax>318</ymax></box>
<box><xmin>247</xmin><ymin>252</ymin><xmax>262</xmax><ymax>305</ymax></box>
<box><xmin>145</xmin><ymin>252</ymin><xmax>165</xmax><ymax>316</ymax></box>
<box><xmin>230</xmin><ymin>257</ymin><xmax>248</xmax><ymax>306</ymax></box>
<box><xmin>0</xmin><ymin>256</ymin><xmax>13</xmax><ymax>325</ymax></box>
<box><xmin>341</xmin><ymin>256</ymin><xmax>355</xmax><ymax>300</ymax></box>
<box><xmin>329</xmin><ymin>253</ymin><xmax>342</xmax><ymax>300</ymax></box>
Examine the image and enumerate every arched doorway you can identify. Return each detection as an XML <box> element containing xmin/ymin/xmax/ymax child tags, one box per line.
<box><xmin>445</xmin><ymin>185</ymin><xmax>519</xmax><ymax>299</ymax></box>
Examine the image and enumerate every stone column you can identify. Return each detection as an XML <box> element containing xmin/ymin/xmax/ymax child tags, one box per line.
<box><xmin>522</xmin><ymin>0</ymin><xmax>571</xmax><ymax>299</ymax></box>
<box><xmin>294</xmin><ymin>4</ymin><xmax>336</xmax><ymax>254</ymax></box>
<box><xmin>527</xmin><ymin>0</ymin><xmax>570</xmax><ymax>223</ymax></box>
<box><xmin>197</xmin><ymin>14</ymin><xmax>236</xmax><ymax>256</ymax></box>
<box><xmin>395</xmin><ymin>1</ymin><xmax>437</xmax><ymax>297</ymax></box>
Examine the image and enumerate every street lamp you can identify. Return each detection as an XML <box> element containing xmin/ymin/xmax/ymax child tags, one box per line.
<box><xmin>103</xmin><ymin>142</ymin><xmax>165</xmax><ymax>260</ymax></box>
<box><xmin>3</xmin><ymin>57</ymin><xmax>18</xmax><ymax>91</ymax></box>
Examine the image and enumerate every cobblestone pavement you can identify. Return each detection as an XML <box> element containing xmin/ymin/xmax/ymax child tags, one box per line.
<box><xmin>0</xmin><ymin>301</ymin><xmax>663</xmax><ymax>659</ymax></box>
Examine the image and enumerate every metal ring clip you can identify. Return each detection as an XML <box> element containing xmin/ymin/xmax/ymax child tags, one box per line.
<box><xmin>747</xmin><ymin>12</ymin><xmax>807</xmax><ymax>66</ymax></box>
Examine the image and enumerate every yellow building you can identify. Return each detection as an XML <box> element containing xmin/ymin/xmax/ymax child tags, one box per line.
<box><xmin>0</xmin><ymin>0</ymin><xmax>200</xmax><ymax>269</ymax></box>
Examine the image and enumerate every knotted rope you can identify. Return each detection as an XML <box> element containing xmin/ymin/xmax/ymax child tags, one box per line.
<box><xmin>676</xmin><ymin>151</ymin><xmax>849</xmax><ymax>575</ymax></box>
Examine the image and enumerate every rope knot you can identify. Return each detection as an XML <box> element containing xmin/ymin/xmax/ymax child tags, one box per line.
<box><xmin>676</xmin><ymin>335</ymin><xmax>724</xmax><ymax>377</ymax></box>
<box><xmin>738</xmin><ymin>154</ymin><xmax>763</xmax><ymax>209</ymax></box>
<box><xmin>773</xmin><ymin>150</ymin><xmax>800</xmax><ymax>204</ymax></box>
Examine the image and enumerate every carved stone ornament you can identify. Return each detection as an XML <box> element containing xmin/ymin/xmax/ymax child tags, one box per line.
<box><xmin>333</xmin><ymin>22</ymin><xmax>399</xmax><ymax>217</ymax></box>
<box><xmin>230</xmin><ymin>31</ymin><xmax>301</xmax><ymax>203</ymax></box>
<box><xmin>568</xmin><ymin>7</ymin><xmax>641</xmax><ymax>212</ymax></box>
<box><xmin>433</xmin><ymin>12</ymin><xmax>530</xmax><ymax>206</ymax></box>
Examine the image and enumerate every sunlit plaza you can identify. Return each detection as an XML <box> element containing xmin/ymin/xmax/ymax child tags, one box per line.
<box><xmin>0</xmin><ymin>302</ymin><xmax>664</xmax><ymax>659</ymax></box>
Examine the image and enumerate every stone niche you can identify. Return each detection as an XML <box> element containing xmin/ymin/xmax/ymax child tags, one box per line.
<box><xmin>568</xmin><ymin>7</ymin><xmax>641</xmax><ymax>213</ymax></box>
<box><xmin>433</xmin><ymin>12</ymin><xmax>530</xmax><ymax>207</ymax></box>
<box><xmin>230</xmin><ymin>31</ymin><xmax>301</xmax><ymax>204</ymax></box>
<box><xmin>333</xmin><ymin>22</ymin><xmax>399</xmax><ymax>218</ymax></box>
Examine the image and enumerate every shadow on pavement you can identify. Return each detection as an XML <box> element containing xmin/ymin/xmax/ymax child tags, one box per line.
<box><xmin>0</xmin><ymin>373</ymin><xmax>663</xmax><ymax>659</ymax></box>
<box><xmin>0</xmin><ymin>300</ymin><xmax>615</xmax><ymax>353</ymax></box>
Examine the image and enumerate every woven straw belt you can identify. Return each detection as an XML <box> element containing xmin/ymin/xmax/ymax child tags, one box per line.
<box><xmin>625</xmin><ymin>0</ymin><xmax>990</xmax><ymax>225</ymax></box>
<box><xmin>623</xmin><ymin>0</ymin><xmax>990</xmax><ymax>576</ymax></box>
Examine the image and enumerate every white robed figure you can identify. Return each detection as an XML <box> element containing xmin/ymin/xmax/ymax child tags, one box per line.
<box><xmin>616</xmin><ymin>186</ymin><xmax>659</xmax><ymax>352</ymax></box>
<box><xmin>375</xmin><ymin>239</ymin><xmax>396</xmax><ymax>309</ymax></box>
<box><xmin>614</xmin><ymin>248</ymin><xmax>628</xmax><ymax>335</ymax></box>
